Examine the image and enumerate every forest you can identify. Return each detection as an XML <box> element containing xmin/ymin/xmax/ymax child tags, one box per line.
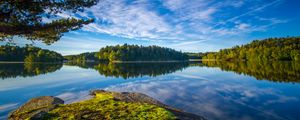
<box><xmin>64</xmin><ymin>45</ymin><xmax>189</xmax><ymax>62</ymax></box>
<box><xmin>0</xmin><ymin>45</ymin><xmax>63</xmax><ymax>62</ymax></box>
<box><xmin>202</xmin><ymin>37</ymin><xmax>300</xmax><ymax>61</ymax></box>
<box><xmin>96</xmin><ymin>44</ymin><xmax>188</xmax><ymax>61</ymax></box>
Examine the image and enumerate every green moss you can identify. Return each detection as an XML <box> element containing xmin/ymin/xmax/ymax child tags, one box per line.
<box><xmin>41</xmin><ymin>93</ymin><xmax>176</xmax><ymax>120</ymax></box>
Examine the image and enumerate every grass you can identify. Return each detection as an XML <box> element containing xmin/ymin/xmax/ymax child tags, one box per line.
<box><xmin>41</xmin><ymin>92</ymin><xmax>176</xmax><ymax>120</ymax></box>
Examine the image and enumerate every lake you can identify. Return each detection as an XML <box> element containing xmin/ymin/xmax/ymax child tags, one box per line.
<box><xmin>0</xmin><ymin>61</ymin><xmax>300</xmax><ymax>120</ymax></box>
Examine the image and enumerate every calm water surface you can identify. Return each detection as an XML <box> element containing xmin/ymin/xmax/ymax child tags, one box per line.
<box><xmin>0</xmin><ymin>61</ymin><xmax>299</xmax><ymax>120</ymax></box>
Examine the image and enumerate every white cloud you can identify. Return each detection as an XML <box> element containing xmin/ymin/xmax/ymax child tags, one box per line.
<box><xmin>78</xmin><ymin>0</ymin><xmax>221</xmax><ymax>42</ymax></box>
<box><xmin>82</xmin><ymin>0</ymin><xmax>172</xmax><ymax>40</ymax></box>
<box><xmin>41</xmin><ymin>0</ymin><xmax>289</xmax><ymax>53</ymax></box>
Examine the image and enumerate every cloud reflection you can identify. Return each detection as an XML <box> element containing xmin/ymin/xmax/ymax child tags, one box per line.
<box><xmin>105</xmin><ymin>75</ymin><xmax>298</xmax><ymax>120</ymax></box>
<box><xmin>56</xmin><ymin>91</ymin><xmax>92</xmax><ymax>104</ymax></box>
<box><xmin>0</xmin><ymin>103</ymin><xmax>19</xmax><ymax>112</ymax></box>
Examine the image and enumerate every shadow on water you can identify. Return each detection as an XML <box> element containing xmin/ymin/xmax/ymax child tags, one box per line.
<box><xmin>201</xmin><ymin>60</ymin><xmax>300</xmax><ymax>83</ymax></box>
<box><xmin>65</xmin><ymin>62</ymin><xmax>190</xmax><ymax>79</ymax></box>
<box><xmin>0</xmin><ymin>63</ymin><xmax>63</xmax><ymax>79</ymax></box>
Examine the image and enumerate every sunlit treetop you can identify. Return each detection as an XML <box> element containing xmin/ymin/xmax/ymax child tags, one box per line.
<box><xmin>0</xmin><ymin>0</ymin><xmax>99</xmax><ymax>44</ymax></box>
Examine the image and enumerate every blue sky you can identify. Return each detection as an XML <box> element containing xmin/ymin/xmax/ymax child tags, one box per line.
<box><xmin>12</xmin><ymin>0</ymin><xmax>300</xmax><ymax>55</ymax></box>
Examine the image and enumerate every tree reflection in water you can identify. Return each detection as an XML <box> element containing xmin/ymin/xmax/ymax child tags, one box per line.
<box><xmin>0</xmin><ymin>63</ymin><xmax>63</xmax><ymax>79</ymax></box>
<box><xmin>3</xmin><ymin>61</ymin><xmax>297</xmax><ymax>83</ymax></box>
<box><xmin>66</xmin><ymin>61</ymin><xmax>300</xmax><ymax>82</ymax></box>
<box><xmin>202</xmin><ymin>61</ymin><xmax>300</xmax><ymax>83</ymax></box>
<box><xmin>65</xmin><ymin>62</ymin><xmax>189</xmax><ymax>79</ymax></box>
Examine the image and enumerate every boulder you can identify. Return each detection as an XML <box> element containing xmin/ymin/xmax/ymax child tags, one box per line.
<box><xmin>9</xmin><ymin>96</ymin><xmax>64</xmax><ymax>120</ymax></box>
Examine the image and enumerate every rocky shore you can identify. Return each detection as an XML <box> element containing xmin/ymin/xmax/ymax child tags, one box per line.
<box><xmin>9</xmin><ymin>90</ymin><xmax>205</xmax><ymax>120</ymax></box>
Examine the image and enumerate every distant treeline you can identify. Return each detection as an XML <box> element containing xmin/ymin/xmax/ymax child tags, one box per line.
<box><xmin>97</xmin><ymin>44</ymin><xmax>188</xmax><ymax>61</ymax></box>
<box><xmin>203</xmin><ymin>37</ymin><xmax>300</xmax><ymax>61</ymax></box>
<box><xmin>64</xmin><ymin>52</ymin><xmax>98</xmax><ymax>62</ymax></box>
<box><xmin>0</xmin><ymin>45</ymin><xmax>63</xmax><ymax>62</ymax></box>
<box><xmin>185</xmin><ymin>53</ymin><xmax>205</xmax><ymax>59</ymax></box>
<box><xmin>65</xmin><ymin>44</ymin><xmax>188</xmax><ymax>62</ymax></box>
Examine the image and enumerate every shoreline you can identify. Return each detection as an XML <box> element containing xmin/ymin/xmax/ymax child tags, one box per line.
<box><xmin>112</xmin><ymin>60</ymin><xmax>190</xmax><ymax>63</ymax></box>
<box><xmin>0</xmin><ymin>59</ymin><xmax>203</xmax><ymax>64</ymax></box>
<box><xmin>0</xmin><ymin>61</ymin><xmax>63</xmax><ymax>64</ymax></box>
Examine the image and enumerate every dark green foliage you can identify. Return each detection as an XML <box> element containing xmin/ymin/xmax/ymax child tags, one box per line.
<box><xmin>203</xmin><ymin>37</ymin><xmax>300</xmax><ymax>61</ymax></box>
<box><xmin>186</xmin><ymin>52</ymin><xmax>206</xmax><ymax>59</ymax></box>
<box><xmin>0</xmin><ymin>63</ymin><xmax>62</xmax><ymax>79</ymax></box>
<box><xmin>97</xmin><ymin>44</ymin><xmax>189</xmax><ymax>61</ymax></box>
<box><xmin>64</xmin><ymin>52</ymin><xmax>98</xmax><ymax>62</ymax></box>
<box><xmin>0</xmin><ymin>0</ymin><xmax>98</xmax><ymax>44</ymax></box>
<box><xmin>0</xmin><ymin>45</ymin><xmax>63</xmax><ymax>62</ymax></box>
<box><xmin>202</xmin><ymin>61</ymin><xmax>300</xmax><ymax>83</ymax></box>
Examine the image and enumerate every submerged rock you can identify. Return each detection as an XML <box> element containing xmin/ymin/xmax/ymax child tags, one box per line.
<box><xmin>9</xmin><ymin>96</ymin><xmax>64</xmax><ymax>120</ymax></box>
<box><xmin>9</xmin><ymin>90</ymin><xmax>205</xmax><ymax>120</ymax></box>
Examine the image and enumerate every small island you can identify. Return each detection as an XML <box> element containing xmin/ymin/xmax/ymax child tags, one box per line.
<box><xmin>64</xmin><ymin>44</ymin><xmax>189</xmax><ymax>62</ymax></box>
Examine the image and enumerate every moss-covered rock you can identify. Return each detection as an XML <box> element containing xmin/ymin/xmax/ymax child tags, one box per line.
<box><xmin>9</xmin><ymin>96</ymin><xmax>64</xmax><ymax>120</ymax></box>
<box><xmin>91</xmin><ymin>90</ymin><xmax>205</xmax><ymax>120</ymax></box>
<box><xmin>9</xmin><ymin>90</ymin><xmax>205</xmax><ymax>120</ymax></box>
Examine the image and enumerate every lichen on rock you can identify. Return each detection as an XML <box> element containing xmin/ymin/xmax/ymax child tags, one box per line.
<box><xmin>9</xmin><ymin>90</ymin><xmax>205</xmax><ymax>120</ymax></box>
